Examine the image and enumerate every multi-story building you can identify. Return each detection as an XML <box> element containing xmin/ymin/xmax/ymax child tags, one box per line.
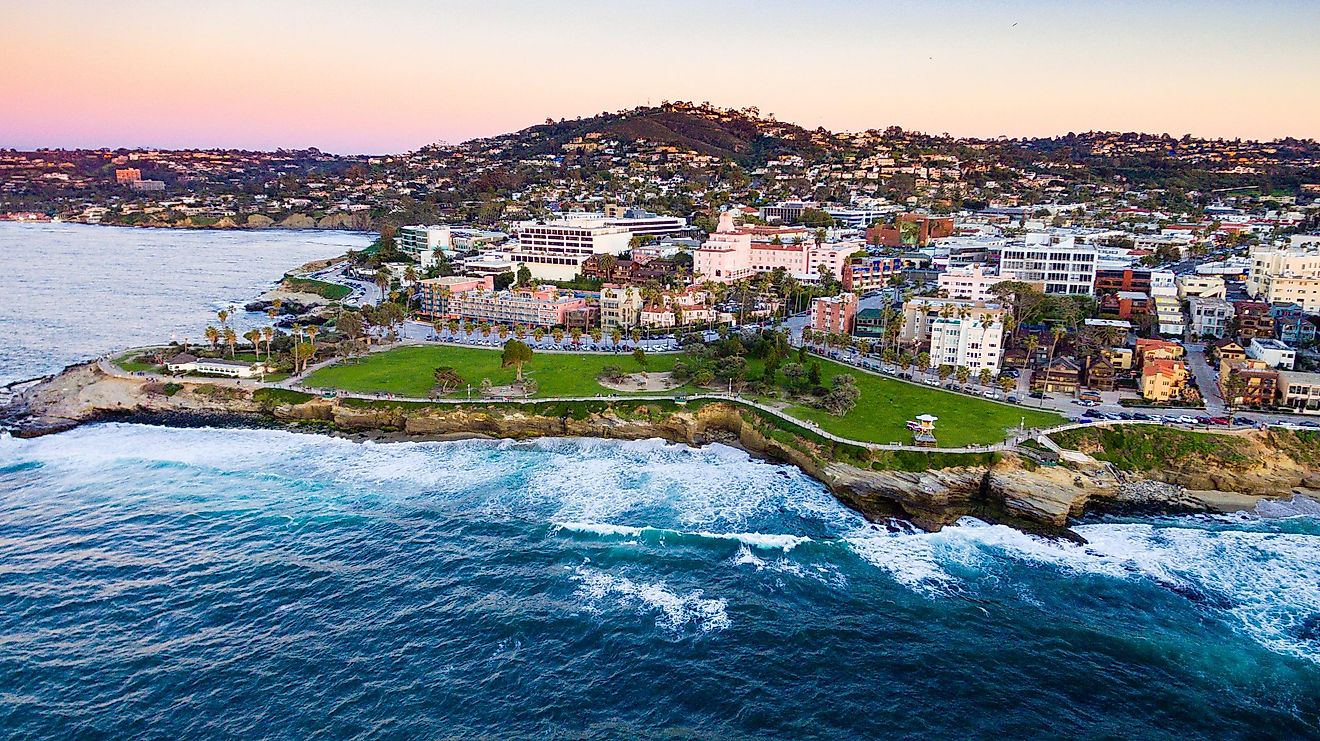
<box><xmin>416</xmin><ymin>275</ymin><xmax>495</xmax><ymax>319</ymax></box>
<box><xmin>115</xmin><ymin>168</ymin><xmax>141</xmax><ymax>183</ymax></box>
<box><xmin>1277</xmin><ymin>370</ymin><xmax>1320</xmax><ymax>414</ymax></box>
<box><xmin>1177</xmin><ymin>275</ymin><xmax>1227</xmax><ymax>300</ymax></box>
<box><xmin>1220</xmin><ymin>359</ymin><xmax>1279</xmax><ymax>409</ymax></box>
<box><xmin>506</xmin><ymin>219</ymin><xmax>634</xmax><ymax>282</ymax></box>
<box><xmin>397</xmin><ymin>225</ymin><xmax>454</xmax><ymax>263</ymax></box>
<box><xmin>1140</xmin><ymin>359</ymin><xmax>1191</xmax><ymax>403</ymax></box>
<box><xmin>599</xmin><ymin>284</ymin><xmax>644</xmax><ymax>330</ymax></box>
<box><xmin>1247</xmin><ymin>242</ymin><xmax>1320</xmax><ymax>311</ymax></box>
<box><xmin>1272</xmin><ymin>304</ymin><xmax>1317</xmax><ymax>345</ymax></box>
<box><xmin>1248</xmin><ymin>337</ymin><xmax>1296</xmax><ymax>370</ymax></box>
<box><xmin>900</xmin><ymin>298</ymin><xmax>1006</xmax><ymax>372</ymax></box>
<box><xmin>1232</xmin><ymin>301</ymin><xmax>1277</xmax><ymax>340</ymax></box>
<box><xmin>450</xmin><ymin>285</ymin><xmax>588</xmax><ymax>327</ymax></box>
<box><xmin>864</xmin><ymin>214</ymin><xmax>955</xmax><ymax>248</ymax></box>
<box><xmin>1153</xmin><ymin>295</ymin><xmax>1186</xmax><ymax>336</ymax></box>
<box><xmin>842</xmin><ymin>255</ymin><xmax>902</xmax><ymax>293</ymax></box>
<box><xmin>810</xmin><ymin>293</ymin><xmax>858</xmax><ymax>336</ymax></box>
<box><xmin>694</xmin><ymin>211</ymin><xmax>858</xmax><ymax>284</ymax></box>
<box><xmin>937</xmin><ymin>264</ymin><xmax>1022</xmax><ymax>303</ymax></box>
<box><xmin>996</xmin><ymin>233</ymin><xmax>1097</xmax><ymax>295</ymax></box>
<box><xmin>1188</xmin><ymin>296</ymin><xmax>1235</xmax><ymax>339</ymax></box>
<box><xmin>823</xmin><ymin>205</ymin><xmax>896</xmax><ymax>229</ymax></box>
<box><xmin>1095</xmin><ymin>268</ymin><xmax>1152</xmax><ymax>296</ymax></box>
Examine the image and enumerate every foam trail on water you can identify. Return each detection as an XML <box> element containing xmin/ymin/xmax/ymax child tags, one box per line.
<box><xmin>571</xmin><ymin>566</ymin><xmax>730</xmax><ymax>635</ymax></box>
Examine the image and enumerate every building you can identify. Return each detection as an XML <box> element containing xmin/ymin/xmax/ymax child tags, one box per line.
<box><xmin>506</xmin><ymin>219</ymin><xmax>634</xmax><ymax>281</ymax></box>
<box><xmin>166</xmin><ymin>353</ymin><xmax>266</xmax><ymax>379</ymax></box>
<box><xmin>937</xmin><ymin>264</ymin><xmax>1022</xmax><ymax>303</ymax></box>
<box><xmin>1209</xmin><ymin>339</ymin><xmax>1247</xmax><ymax>367</ymax></box>
<box><xmin>416</xmin><ymin>275</ymin><xmax>494</xmax><ymax>319</ymax></box>
<box><xmin>853</xmin><ymin>308</ymin><xmax>897</xmax><ymax>339</ymax></box>
<box><xmin>397</xmin><ymin>225</ymin><xmax>454</xmax><ymax>263</ymax></box>
<box><xmin>599</xmin><ymin>284</ymin><xmax>644</xmax><ymax>329</ymax></box>
<box><xmin>1232</xmin><ymin>301</ymin><xmax>1276</xmax><ymax>340</ymax></box>
<box><xmin>1247</xmin><ymin>337</ymin><xmax>1296</xmax><ymax>370</ymax></box>
<box><xmin>1084</xmin><ymin>318</ymin><xmax>1133</xmax><ymax>345</ymax></box>
<box><xmin>1247</xmin><ymin>243</ymin><xmax>1320</xmax><ymax>311</ymax></box>
<box><xmin>1140</xmin><ymin>359</ymin><xmax>1191</xmax><ymax>403</ymax></box>
<box><xmin>1277</xmin><ymin>370</ymin><xmax>1320</xmax><ymax>414</ymax></box>
<box><xmin>1220</xmin><ymin>359</ymin><xmax>1279</xmax><ymax>409</ymax></box>
<box><xmin>1082</xmin><ymin>354</ymin><xmax>1117</xmax><ymax>391</ymax></box>
<box><xmin>450</xmin><ymin>285</ymin><xmax>588</xmax><ymax>327</ymax></box>
<box><xmin>115</xmin><ymin>168</ymin><xmax>141</xmax><ymax>183</ymax></box>
<box><xmin>900</xmin><ymin>298</ymin><xmax>1006</xmax><ymax>372</ymax></box>
<box><xmin>1152</xmin><ymin>295</ymin><xmax>1185</xmax><ymax>336</ymax></box>
<box><xmin>1102</xmin><ymin>346</ymin><xmax>1134</xmax><ymax>371</ymax></box>
<box><xmin>811</xmin><ymin>293</ymin><xmax>858</xmax><ymax>336</ymax></box>
<box><xmin>1135</xmin><ymin>338</ymin><xmax>1183</xmax><ymax>368</ymax></box>
<box><xmin>823</xmin><ymin>205</ymin><xmax>896</xmax><ymax>229</ymax></box>
<box><xmin>842</xmin><ymin>255</ymin><xmax>902</xmax><ymax>293</ymax></box>
<box><xmin>130</xmin><ymin>179</ymin><xmax>165</xmax><ymax>191</ymax></box>
<box><xmin>1272</xmin><ymin>304</ymin><xmax>1318</xmax><ymax>345</ymax></box>
<box><xmin>1187</xmin><ymin>296</ymin><xmax>1235</xmax><ymax>339</ymax></box>
<box><xmin>864</xmin><ymin>214</ymin><xmax>955</xmax><ymax>248</ymax></box>
<box><xmin>694</xmin><ymin>211</ymin><xmax>857</xmax><ymax>284</ymax></box>
<box><xmin>1033</xmin><ymin>357</ymin><xmax>1081</xmax><ymax>394</ymax></box>
<box><xmin>1177</xmin><ymin>275</ymin><xmax>1228</xmax><ymax>300</ymax></box>
<box><xmin>1101</xmin><ymin>290</ymin><xmax>1151</xmax><ymax>320</ymax></box>
<box><xmin>1095</xmin><ymin>268</ymin><xmax>1152</xmax><ymax>296</ymax></box>
<box><xmin>996</xmin><ymin>233</ymin><xmax>1097</xmax><ymax>295</ymax></box>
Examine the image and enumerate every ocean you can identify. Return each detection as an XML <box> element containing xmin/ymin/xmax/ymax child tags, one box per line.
<box><xmin>0</xmin><ymin>222</ymin><xmax>368</xmax><ymax>385</ymax></box>
<box><xmin>1</xmin><ymin>225</ymin><xmax>1318</xmax><ymax>738</ymax></box>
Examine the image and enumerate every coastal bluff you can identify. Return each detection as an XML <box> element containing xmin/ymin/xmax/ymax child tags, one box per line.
<box><xmin>7</xmin><ymin>362</ymin><xmax>1319</xmax><ymax>538</ymax></box>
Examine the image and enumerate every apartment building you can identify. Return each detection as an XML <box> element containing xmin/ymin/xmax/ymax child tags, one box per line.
<box><xmin>398</xmin><ymin>225</ymin><xmax>454</xmax><ymax>263</ymax></box>
<box><xmin>842</xmin><ymin>255</ymin><xmax>902</xmax><ymax>292</ymax></box>
<box><xmin>1177</xmin><ymin>275</ymin><xmax>1227</xmax><ymax>300</ymax></box>
<box><xmin>1248</xmin><ymin>337</ymin><xmax>1296</xmax><ymax>370</ymax></box>
<box><xmin>810</xmin><ymin>293</ymin><xmax>858</xmax><ymax>336</ymax></box>
<box><xmin>1277</xmin><ymin>370</ymin><xmax>1320</xmax><ymax>414</ymax></box>
<box><xmin>1247</xmin><ymin>242</ymin><xmax>1320</xmax><ymax>311</ymax></box>
<box><xmin>449</xmin><ymin>285</ymin><xmax>588</xmax><ymax>327</ymax></box>
<box><xmin>1140</xmin><ymin>359</ymin><xmax>1191</xmax><ymax>403</ymax></box>
<box><xmin>1187</xmin><ymin>296</ymin><xmax>1235</xmax><ymax>339</ymax></box>
<box><xmin>599</xmin><ymin>284</ymin><xmax>644</xmax><ymax>329</ymax></box>
<box><xmin>937</xmin><ymin>264</ymin><xmax>1022</xmax><ymax>303</ymax></box>
<box><xmin>416</xmin><ymin>275</ymin><xmax>495</xmax><ymax>319</ymax></box>
<box><xmin>996</xmin><ymin>233</ymin><xmax>1097</xmax><ymax>295</ymax></box>
<box><xmin>899</xmin><ymin>297</ymin><xmax>1006</xmax><ymax>372</ymax></box>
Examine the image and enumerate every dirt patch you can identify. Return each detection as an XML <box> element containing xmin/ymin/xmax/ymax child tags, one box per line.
<box><xmin>598</xmin><ymin>371</ymin><xmax>682</xmax><ymax>393</ymax></box>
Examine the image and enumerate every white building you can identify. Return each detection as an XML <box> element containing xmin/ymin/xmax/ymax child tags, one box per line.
<box><xmin>1247</xmin><ymin>243</ymin><xmax>1320</xmax><ymax>311</ymax></box>
<box><xmin>937</xmin><ymin>264</ymin><xmax>1019</xmax><ymax>303</ymax></box>
<box><xmin>397</xmin><ymin>225</ymin><xmax>453</xmax><ymax>264</ymax></box>
<box><xmin>1177</xmin><ymin>275</ymin><xmax>1227</xmax><ymax>300</ymax></box>
<box><xmin>506</xmin><ymin>219</ymin><xmax>634</xmax><ymax>281</ymax></box>
<box><xmin>1248</xmin><ymin>337</ymin><xmax>1296</xmax><ymax>370</ymax></box>
<box><xmin>1187</xmin><ymin>296</ymin><xmax>1235</xmax><ymax>340</ymax></box>
<box><xmin>899</xmin><ymin>298</ymin><xmax>1006</xmax><ymax>373</ymax></box>
<box><xmin>1153</xmin><ymin>295</ymin><xmax>1186</xmax><ymax>337</ymax></box>
<box><xmin>996</xmin><ymin>233</ymin><xmax>1097</xmax><ymax>295</ymax></box>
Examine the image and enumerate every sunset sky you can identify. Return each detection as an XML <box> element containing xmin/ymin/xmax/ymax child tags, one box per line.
<box><xmin>3</xmin><ymin>0</ymin><xmax>1317</xmax><ymax>153</ymax></box>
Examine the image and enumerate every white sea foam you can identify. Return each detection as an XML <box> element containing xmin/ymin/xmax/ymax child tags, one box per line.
<box><xmin>1254</xmin><ymin>494</ymin><xmax>1320</xmax><ymax>519</ymax></box>
<box><xmin>554</xmin><ymin>521</ymin><xmax>811</xmax><ymax>551</ymax></box>
<box><xmin>572</xmin><ymin>567</ymin><xmax>730</xmax><ymax>634</ymax></box>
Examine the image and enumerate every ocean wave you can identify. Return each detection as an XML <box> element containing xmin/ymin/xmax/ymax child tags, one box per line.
<box><xmin>571</xmin><ymin>566</ymin><xmax>730</xmax><ymax>635</ymax></box>
<box><xmin>553</xmin><ymin>521</ymin><xmax>811</xmax><ymax>551</ymax></box>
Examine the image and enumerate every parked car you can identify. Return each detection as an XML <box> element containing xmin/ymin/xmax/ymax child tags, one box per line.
<box><xmin>1132</xmin><ymin>412</ymin><xmax>1152</xmax><ymax>420</ymax></box>
<box><xmin>1007</xmin><ymin>395</ymin><xmax>1020</xmax><ymax>404</ymax></box>
<box><xmin>1208</xmin><ymin>417</ymin><xmax>1230</xmax><ymax>426</ymax></box>
<box><xmin>1175</xmin><ymin>415</ymin><xmax>1199</xmax><ymax>424</ymax></box>
<box><xmin>1029</xmin><ymin>391</ymin><xmax>1045</xmax><ymax>399</ymax></box>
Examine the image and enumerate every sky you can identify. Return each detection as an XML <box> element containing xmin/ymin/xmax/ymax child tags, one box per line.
<box><xmin>2</xmin><ymin>0</ymin><xmax>1317</xmax><ymax>153</ymax></box>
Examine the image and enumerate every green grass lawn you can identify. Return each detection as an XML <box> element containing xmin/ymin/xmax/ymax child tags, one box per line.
<box><xmin>282</xmin><ymin>276</ymin><xmax>351</xmax><ymax>301</ymax></box>
<box><xmin>781</xmin><ymin>356</ymin><xmax>1065</xmax><ymax>448</ymax></box>
<box><xmin>304</xmin><ymin>345</ymin><xmax>685</xmax><ymax>398</ymax></box>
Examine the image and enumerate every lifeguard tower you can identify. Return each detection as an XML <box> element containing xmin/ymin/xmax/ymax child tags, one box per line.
<box><xmin>908</xmin><ymin>414</ymin><xmax>938</xmax><ymax>446</ymax></box>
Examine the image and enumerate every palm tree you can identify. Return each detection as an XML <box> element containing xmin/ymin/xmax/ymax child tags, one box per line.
<box><xmin>374</xmin><ymin>268</ymin><xmax>391</xmax><ymax>306</ymax></box>
<box><xmin>306</xmin><ymin>325</ymin><xmax>320</xmax><ymax>351</ymax></box>
<box><xmin>551</xmin><ymin>327</ymin><xmax>565</xmax><ymax>344</ymax></box>
<box><xmin>222</xmin><ymin>327</ymin><xmax>237</xmax><ymax>358</ymax></box>
<box><xmin>570</xmin><ymin>328</ymin><xmax>583</xmax><ymax>346</ymax></box>
<box><xmin>497</xmin><ymin>324</ymin><xmax>509</xmax><ymax>341</ymax></box>
<box><xmin>403</xmin><ymin>265</ymin><xmax>417</xmax><ymax>286</ymax></box>
<box><xmin>611</xmin><ymin>327</ymin><xmax>623</xmax><ymax>346</ymax></box>
<box><xmin>205</xmin><ymin>325</ymin><xmax>221</xmax><ymax>352</ymax></box>
<box><xmin>533</xmin><ymin>327</ymin><xmax>546</xmax><ymax>342</ymax></box>
<box><xmin>243</xmin><ymin>329</ymin><xmax>261</xmax><ymax>356</ymax></box>
<box><xmin>217</xmin><ymin>309</ymin><xmax>229</xmax><ymax>327</ymax></box>
<box><xmin>262</xmin><ymin>326</ymin><xmax>275</xmax><ymax>361</ymax></box>
<box><xmin>514</xmin><ymin>324</ymin><xmax>527</xmax><ymax>340</ymax></box>
<box><xmin>479</xmin><ymin>322</ymin><xmax>492</xmax><ymax>338</ymax></box>
<box><xmin>630</xmin><ymin>328</ymin><xmax>642</xmax><ymax>344</ymax></box>
<box><xmin>447</xmin><ymin>320</ymin><xmax>460</xmax><ymax>336</ymax></box>
<box><xmin>590</xmin><ymin>328</ymin><xmax>603</xmax><ymax>344</ymax></box>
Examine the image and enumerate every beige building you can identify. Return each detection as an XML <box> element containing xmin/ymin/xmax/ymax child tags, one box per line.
<box><xmin>599</xmin><ymin>284</ymin><xmax>644</xmax><ymax>329</ymax></box>
<box><xmin>1247</xmin><ymin>243</ymin><xmax>1320</xmax><ymax>311</ymax></box>
<box><xmin>1176</xmin><ymin>275</ymin><xmax>1227</xmax><ymax>300</ymax></box>
<box><xmin>900</xmin><ymin>297</ymin><xmax>1006</xmax><ymax>372</ymax></box>
<box><xmin>1278</xmin><ymin>370</ymin><xmax>1320</xmax><ymax>414</ymax></box>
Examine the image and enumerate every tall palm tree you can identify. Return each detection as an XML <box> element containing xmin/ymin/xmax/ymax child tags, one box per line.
<box><xmin>374</xmin><ymin>268</ymin><xmax>391</xmax><ymax>306</ymax></box>
<box><xmin>204</xmin><ymin>325</ymin><xmax>221</xmax><ymax>352</ymax></box>
<box><xmin>570</xmin><ymin>328</ymin><xmax>583</xmax><ymax>346</ymax></box>
<box><xmin>262</xmin><ymin>326</ymin><xmax>275</xmax><ymax>361</ymax></box>
<box><xmin>611</xmin><ymin>327</ymin><xmax>623</xmax><ymax>345</ymax></box>
<box><xmin>222</xmin><ymin>327</ymin><xmax>237</xmax><ymax>358</ymax></box>
<box><xmin>533</xmin><ymin>327</ymin><xmax>546</xmax><ymax>342</ymax></box>
<box><xmin>243</xmin><ymin>329</ymin><xmax>261</xmax><ymax>357</ymax></box>
<box><xmin>217</xmin><ymin>309</ymin><xmax>229</xmax><ymax>327</ymax></box>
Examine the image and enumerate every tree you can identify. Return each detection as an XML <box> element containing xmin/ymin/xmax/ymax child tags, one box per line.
<box><xmin>516</xmin><ymin>264</ymin><xmax>532</xmax><ymax>286</ymax></box>
<box><xmin>821</xmin><ymin>374</ymin><xmax>860</xmax><ymax>416</ymax></box>
<box><xmin>243</xmin><ymin>329</ymin><xmax>261</xmax><ymax>355</ymax></box>
<box><xmin>262</xmin><ymin>326</ymin><xmax>275</xmax><ymax>361</ymax></box>
<box><xmin>938</xmin><ymin>364</ymin><xmax>954</xmax><ymax>381</ymax></box>
<box><xmin>998</xmin><ymin>376</ymin><xmax>1017</xmax><ymax>394</ymax></box>
<box><xmin>978</xmin><ymin>368</ymin><xmax>993</xmax><ymax>386</ymax></box>
<box><xmin>497</xmin><ymin>324</ymin><xmax>510</xmax><ymax>341</ymax></box>
<box><xmin>433</xmin><ymin>366</ymin><xmax>465</xmax><ymax>394</ymax></box>
<box><xmin>222</xmin><ymin>327</ymin><xmax>238</xmax><ymax>358</ymax></box>
<box><xmin>338</xmin><ymin>311</ymin><xmax>364</xmax><ymax>343</ymax></box>
<box><xmin>551</xmin><ymin>327</ymin><xmax>565</xmax><ymax>344</ymax></box>
<box><xmin>916</xmin><ymin>351</ymin><xmax>930</xmax><ymax>371</ymax></box>
<box><xmin>799</xmin><ymin>208</ymin><xmax>834</xmax><ymax>228</ymax></box>
<box><xmin>633</xmin><ymin>347</ymin><xmax>647</xmax><ymax>367</ymax></box>
<box><xmin>956</xmin><ymin>365</ymin><xmax>971</xmax><ymax>384</ymax></box>
<box><xmin>807</xmin><ymin>362</ymin><xmax>822</xmax><ymax>386</ymax></box>
<box><xmin>611</xmin><ymin>327</ymin><xmax>623</xmax><ymax>345</ymax></box>
<box><xmin>501</xmin><ymin>339</ymin><xmax>534</xmax><ymax>382</ymax></box>
<box><xmin>204</xmin><ymin>325</ymin><xmax>221</xmax><ymax>352</ymax></box>
<box><xmin>570</xmin><ymin>328</ymin><xmax>583</xmax><ymax>346</ymax></box>
<box><xmin>374</xmin><ymin>268</ymin><xmax>392</xmax><ymax>306</ymax></box>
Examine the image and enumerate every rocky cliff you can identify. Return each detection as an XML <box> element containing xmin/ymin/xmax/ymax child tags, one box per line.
<box><xmin>8</xmin><ymin>364</ymin><xmax>1316</xmax><ymax>538</ymax></box>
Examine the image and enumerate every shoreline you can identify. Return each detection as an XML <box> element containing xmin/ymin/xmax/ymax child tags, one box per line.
<box><xmin>8</xmin><ymin>362</ymin><xmax>1317</xmax><ymax>541</ymax></box>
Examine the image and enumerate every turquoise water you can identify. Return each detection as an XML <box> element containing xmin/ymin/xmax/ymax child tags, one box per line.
<box><xmin>1</xmin><ymin>423</ymin><xmax>1318</xmax><ymax>738</ymax></box>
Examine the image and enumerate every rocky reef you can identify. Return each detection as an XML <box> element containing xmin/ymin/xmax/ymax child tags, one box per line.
<box><xmin>7</xmin><ymin>363</ymin><xmax>1318</xmax><ymax>539</ymax></box>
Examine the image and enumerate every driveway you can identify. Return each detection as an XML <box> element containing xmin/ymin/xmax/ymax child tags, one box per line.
<box><xmin>1183</xmin><ymin>343</ymin><xmax>1226</xmax><ymax>415</ymax></box>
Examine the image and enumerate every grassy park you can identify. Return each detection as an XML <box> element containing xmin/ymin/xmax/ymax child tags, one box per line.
<box><xmin>302</xmin><ymin>344</ymin><xmax>1065</xmax><ymax>446</ymax></box>
<box><xmin>304</xmin><ymin>345</ymin><xmax>685</xmax><ymax>398</ymax></box>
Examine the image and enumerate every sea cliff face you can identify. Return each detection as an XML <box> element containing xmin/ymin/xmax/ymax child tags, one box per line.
<box><xmin>7</xmin><ymin>363</ymin><xmax>1317</xmax><ymax>537</ymax></box>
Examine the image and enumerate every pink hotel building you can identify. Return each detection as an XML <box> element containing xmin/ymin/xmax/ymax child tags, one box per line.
<box><xmin>694</xmin><ymin>212</ymin><xmax>859</xmax><ymax>284</ymax></box>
